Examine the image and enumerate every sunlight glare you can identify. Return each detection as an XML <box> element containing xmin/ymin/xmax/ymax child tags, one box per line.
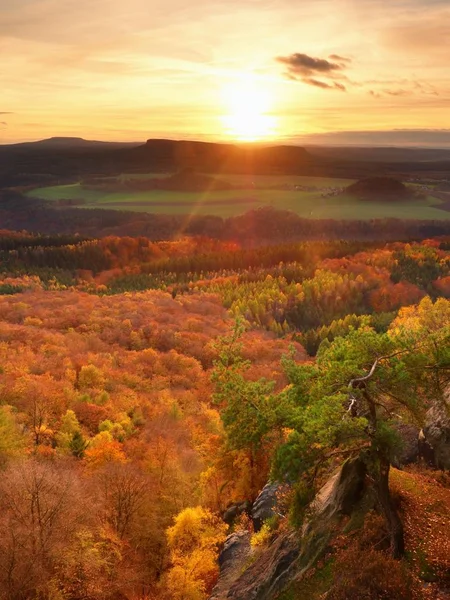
<box><xmin>220</xmin><ymin>75</ymin><xmax>278</xmax><ymax>141</ymax></box>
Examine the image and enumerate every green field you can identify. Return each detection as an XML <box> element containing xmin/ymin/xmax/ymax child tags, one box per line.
<box><xmin>27</xmin><ymin>174</ymin><xmax>450</xmax><ymax>220</ymax></box>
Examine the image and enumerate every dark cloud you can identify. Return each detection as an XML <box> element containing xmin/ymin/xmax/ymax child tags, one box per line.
<box><xmin>277</xmin><ymin>53</ymin><xmax>342</xmax><ymax>76</ymax></box>
<box><xmin>276</xmin><ymin>52</ymin><xmax>348</xmax><ymax>91</ymax></box>
<box><xmin>0</xmin><ymin>112</ymin><xmax>13</xmax><ymax>115</ymax></box>
<box><xmin>303</xmin><ymin>78</ymin><xmax>334</xmax><ymax>89</ymax></box>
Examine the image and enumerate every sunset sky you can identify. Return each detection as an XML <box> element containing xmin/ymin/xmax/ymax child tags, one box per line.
<box><xmin>1</xmin><ymin>0</ymin><xmax>449</xmax><ymax>144</ymax></box>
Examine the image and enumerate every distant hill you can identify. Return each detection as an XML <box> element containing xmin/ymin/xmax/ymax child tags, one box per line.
<box><xmin>1</xmin><ymin>136</ymin><xmax>450</xmax><ymax>189</ymax></box>
<box><xmin>5</xmin><ymin>137</ymin><xmax>140</xmax><ymax>150</ymax></box>
<box><xmin>346</xmin><ymin>177</ymin><xmax>413</xmax><ymax>200</ymax></box>
<box><xmin>123</xmin><ymin>139</ymin><xmax>314</xmax><ymax>174</ymax></box>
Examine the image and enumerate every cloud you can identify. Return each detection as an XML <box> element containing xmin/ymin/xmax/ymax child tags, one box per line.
<box><xmin>414</xmin><ymin>81</ymin><xmax>439</xmax><ymax>96</ymax></box>
<box><xmin>303</xmin><ymin>78</ymin><xmax>346</xmax><ymax>91</ymax></box>
<box><xmin>0</xmin><ymin>112</ymin><xmax>13</xmax><ymax>115</ymax></box>
<box><xmin>367</xmin><ymin>79</ymin><xmax>440</xmax><ymax>99</ymax></box>
<box><xmin>329</xmin><ymin>54</ymin><xmax>351</xmax><ymax>63</ymax></box>
<box><xmin>276</xmin><ymin>52</ymin><xmax>348</xmax><ymax>91</ymax></box>
<box><xmin>383</xmin><ymin>89</ymin><xmax>410</xmax><ymax>97</ymax></box>
<box><xmin>277</xmin><ymin>53</ymin><xmax>342</xmax><ymax>76</ymax></box>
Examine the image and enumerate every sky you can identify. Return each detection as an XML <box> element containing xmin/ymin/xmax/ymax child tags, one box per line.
<box><xmin>1</xmin><ymin>0</ymin><xmax>449</xmax><ymax>144</ymax></box>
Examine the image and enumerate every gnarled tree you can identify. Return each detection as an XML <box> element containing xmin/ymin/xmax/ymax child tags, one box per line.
<box><xmin>275</xmin><ymin>297</ymin><xmax>450</xmax><ymax>557</ymax></box>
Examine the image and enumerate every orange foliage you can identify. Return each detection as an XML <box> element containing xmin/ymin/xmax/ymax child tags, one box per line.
<box><xmin>432</xmin><ymin>275</ymin><xmax>450</xmax><ymax>298</ymax></box>
<box><xmin>85</xmin><ymin>435</ymin><xmax>127</xmax><ymax>468</ymax></box>
<box><xmin>369</xmin><ymin>281</ymin><xmax>426</xmax><ymax>312</ymax></box>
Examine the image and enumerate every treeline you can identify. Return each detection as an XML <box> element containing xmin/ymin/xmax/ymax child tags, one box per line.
<box><xmin>0</xmin><ymin>230</ymin><xmax>88</xmax><ymax>251</ymax></box>
<box><xmin>0</xmin><ymin>231</ymin><xmax>383</xmax><ymax>277</ymax></box>
<box><xmin>2</xmin><ymin>224</ymin><xmax>449</xmax><ymax>283</ymax></box>
<box><xmin>3</xmin><ymin>190</ymin><xmax>450</xmax><ymax>241</ymax></box>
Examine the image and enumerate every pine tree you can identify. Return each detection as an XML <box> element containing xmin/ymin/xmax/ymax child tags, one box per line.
<box><xmin>69</xmin><ymin>430</ymin><xmax>89</xmax><ymax>459</ymax></box>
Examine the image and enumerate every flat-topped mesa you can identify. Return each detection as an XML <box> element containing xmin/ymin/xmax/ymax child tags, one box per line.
<box><xmin>141</xmin><ymin>139</ymin><xmax>312</xmax><ymax>173</ymax></box>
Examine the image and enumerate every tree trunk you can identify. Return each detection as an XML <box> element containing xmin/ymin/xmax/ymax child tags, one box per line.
<box><xmin>375</xmin><ymin>458</ymin><xmax>405</xmax><ymax>559</ymax></box>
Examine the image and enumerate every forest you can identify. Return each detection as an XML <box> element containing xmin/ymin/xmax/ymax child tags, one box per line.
<box><xmin>0</xmin><ymin>228</ymin><xmax>449</xmax><ymax>600</ymax></box>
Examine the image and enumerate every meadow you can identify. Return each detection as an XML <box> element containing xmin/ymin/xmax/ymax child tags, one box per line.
<box><xmin>27</xmin><ymin>174</ymin><xmax>449</xmax><ymax>220</ymax></box>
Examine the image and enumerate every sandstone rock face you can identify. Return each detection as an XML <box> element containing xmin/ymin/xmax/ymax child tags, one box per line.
<box><xmin>209</xmin><ymin>458</ymin><xmax>367</xmax><ymax>600</ymax></box>
<box><xmin>306</xmin><ymin>457</ymin><xmax>366</xmax><ymax>522</ymax></box>
<box><xmin>418</xmin><ymin>429</ymin><xmax>436</xmax><ymax>467</ymax></box>
<box><xmin>225</xmin><ymin>531</ymin><xmax>299</xmax><ymax>600</ymax></box>
<box><xmin>222</xmin><ymin>501</ymin><xmax>251</xmax><ymax>526</ymax></box>
<box><xmin>251</xmin><ymin>482</ymin><xmax>282</xmax><ymax>532</ymax></box>
<box><xmin>424</xmin><ymin>397</ymin><xmax>450</xmax><ymax>470</ymax></box>
<box><xmin>209</xmin><ymin>532</ymin><xmax>252</xmax><ymax>600</ymax></box>
<box><xmin>392</xmin><ymin>423</ymin><xmax>420</xmax><ymax>468</ymax></box>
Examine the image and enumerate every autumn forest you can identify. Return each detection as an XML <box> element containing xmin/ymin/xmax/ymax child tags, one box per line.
<box><xmin>0</xmin><ymin>226</ymin><xmax>449</xmax><ymax>600</ymax></box>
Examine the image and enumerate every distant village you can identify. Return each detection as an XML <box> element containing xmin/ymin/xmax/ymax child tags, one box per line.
<box><xmin>266</xmin><ymin>183</ymin><xmax>346</xmax><ymax>197</ymax></box>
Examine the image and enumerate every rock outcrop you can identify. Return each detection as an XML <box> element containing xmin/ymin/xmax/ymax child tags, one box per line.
<box><xmin>225</xmin><ymin>531</ymin><xmax>299</xmax><ymax>600</ymax></box>
<box><xmin>209</xmin><ymin>532</ymin><xmax>252</xmax><ymax>600</ymax></box>
<box><xmin>251</xmin><ymin>482</ymin><xmax>283</xmax><ymax>532</ymax></box>
<box><xmin>210</xmin><ymin>458</ymin><xmax>367</xmax><ymax>600</ymax></box>
<box><xmin>418</xmin><ymin>429</ymin><xmax>436</xmax><ymax>467</ymax></box>
<box><xmin>424</xmin><ymin>396</ymin><xmax>450</xmax><ymax>470</ymax></box>
<box><xmin>392</xmin><ymin>423</ymin><xmax>420</xmax><ymax>468</ymax></box>
<box><xmin>223</xmin><ymin>501</ymin><xmax>251</xmax><ymax>526</ymax></box>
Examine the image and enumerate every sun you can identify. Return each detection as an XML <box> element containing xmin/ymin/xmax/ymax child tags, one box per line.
<box><xmin>220</xmin><ymin>75</ymin><xmax>277</xmax><ymax>141</ymax></box>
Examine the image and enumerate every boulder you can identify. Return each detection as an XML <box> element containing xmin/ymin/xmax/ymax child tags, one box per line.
<box><xmin>251</xmin><ymin>482</ymin><xmax>283</xmax><ymax>532</ymax></box>
<box><xmin>423</xmin><ymin>397</ymin><xmax>450</xmax><ymax>470</ymax></box>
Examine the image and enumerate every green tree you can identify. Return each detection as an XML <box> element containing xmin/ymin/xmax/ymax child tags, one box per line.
<box><xmin>275</xmin><ymin>299</ymin><xmax>450</xmax><ymax>558</ymax></box>
<box><xmin>211</xmin><ymin>322</ymin><xmax>281</xmax><ymax>499</ymax></box>
<box><xmin>69</xmin><ymin>430</ymin><xmax>89</xmax><ymax>458</ymax></box>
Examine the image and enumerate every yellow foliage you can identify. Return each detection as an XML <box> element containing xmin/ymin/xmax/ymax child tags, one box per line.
<box><xmin>78</xmin><ymin>364</ymin><xmax>106</xmax><ymax>391</ymax></box>
<box><xmin>165</xmin><ymin>507</ymin><xmax>227</xmax><ymax>600</ymax></box>
<box><xmin>84</xmin><ymin>431</ymin><xmax>126</xmax><ymax>468</ymax></box>
<box><xmin>250</xmin><ymin>522</ymin><xmax>272</xmax><ymax>547</ymax></box>
<box><xmin>390</xmin><ymin>296</ymin><xmax>450</xmax><ymax>339</ymax></box>
<box><xmin>23</xmin><ymin>316</ymin><xmax>43</xmax><ymax>327</ymax></box>
<box><xmin>167</xmin><ymin>506</ymin><xmax>227</xmax><ymax>555</ymax></box>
